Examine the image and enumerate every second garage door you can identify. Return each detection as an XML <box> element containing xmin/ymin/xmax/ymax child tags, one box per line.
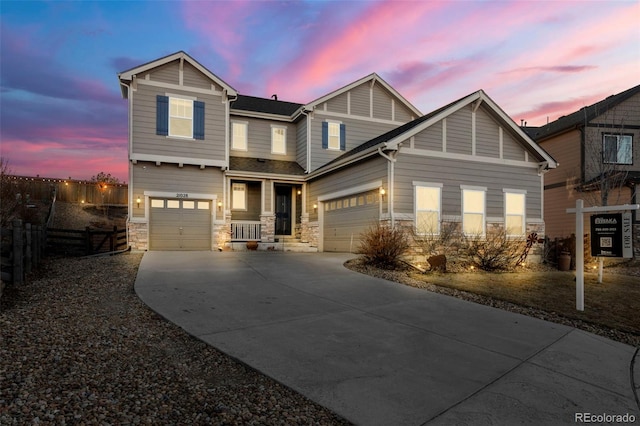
<box><xmin>149</xmin><ymin>198</ymin><xmax>212</xmax><ymax>250</ymax></box>
<box><xmin>323</xmin><ymin>190</ymin><xmax>379</xmax><ymax>252</ymax></box>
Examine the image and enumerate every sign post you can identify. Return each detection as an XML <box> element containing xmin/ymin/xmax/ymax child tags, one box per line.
<box><xmin>566</xmin><ymin>200</ymin><xmax>638</xmax><ymax>311</ymax></box>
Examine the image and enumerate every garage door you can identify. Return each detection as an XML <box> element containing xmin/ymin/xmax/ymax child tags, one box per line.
<box><xmin>149</xmin><ymin>198</ymin><xmax>212</xmax><ymax>250</ymax></box>
<box><xmin>323</xmin><ymin>190</ymin><xmax>379</xmax><ymax>252</ymax></box>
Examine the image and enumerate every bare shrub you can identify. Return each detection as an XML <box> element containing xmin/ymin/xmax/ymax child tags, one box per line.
<box><xmin>460</xmin><ymin>229</ymin><xmax>527</xmax><ymax>271</ymax></box>
<box><xmin>357</xmin><ymin>222</ymin><xmax>410</xmax><ymax>269</ymax></box>
<box><xmin>412</xmin><ymin>219</ymin><xmax>460</xmax><ymax>257</ymax></box>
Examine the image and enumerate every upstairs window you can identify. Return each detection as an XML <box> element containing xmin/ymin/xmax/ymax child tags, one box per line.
<box><xmin>156</xmin><ymin>95</ymin><xmax>205</xmax><ymax>140</ymax></box>
<box><xmin>322</xmin><ymin>121</ymin><xmax>346</xmax><ymax>150</ymax></box>
<box><xmin>231</xmin><ymin>122</ymin><xmax>248</xmax><ymax>151</ymax></box>
<box><xmin>504</xmin><ymin>191</ymin><xmax>526</xmax><ymax>236</ymax></box>
<box><xmin>271</xmin><ymin>125</ymin><xmax>287</xmax><ymax>155</ymax></box>
<box><xmin>462</xmin><ymin>187</ymin><xmax>486</xmax><ymax>236</ymax></box>
<box><xmin>415</xmin><ymin>184</ymin><xmax>442</xmax><ymax>235</ymax></box>
<box><xmin>603</xmin><ymin>134</ymin><xmax>632</xmax><ymax>165</ymax></box>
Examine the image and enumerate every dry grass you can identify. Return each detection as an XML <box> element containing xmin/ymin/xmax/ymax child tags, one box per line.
<box><xmin>413</xmin><ymin>269</ymin><xmax>640</xmax><ymax>335</ymax></box>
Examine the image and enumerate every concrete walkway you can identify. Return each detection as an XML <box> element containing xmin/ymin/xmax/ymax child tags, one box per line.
<box><xmin>135</xmin><ymin>251</ymin><xmax>639</xmax><ymax>425</ymax></box>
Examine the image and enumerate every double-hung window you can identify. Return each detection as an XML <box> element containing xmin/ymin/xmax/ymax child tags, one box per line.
<box><xmin>414</xmin><ymin>183</ymin><xmax>442</xmax><ymax>235</ymax></box>
<box><xmin>603</xmin><ymin>134</ymin><xmax>632</xmax><ymax>165</ymax></box>
<box><xmin>232</xmin><ymin>183</ymin><xmax>247</xmax><ymax>210</ymax></box>
<box><xmin>322</xmin><ymin>121</ymin><xmax>346</xmax><ymax>151</ymax></box>
<box><xmin>271</xmin><ymin>125</ymin><xmax>287</xmax><ymax>155</ymax></box>
<box><xmin>156</xmin><ymin>95</ymin><xmax>205</xmax><ymax>139</ymax></box>
<box><xmin>462</xmin><ymin>186</ymin><xmax>486</xmax><ymax>236</ymax></box>
<box><xmin>504</xmin><ymin>190</ymin><xmax>526</xmax><ymax>236</ymax></box>
<box><xmin>231</xmin><ymin>121</ymin><xmax>248</xmax><ymax>151</ymax></box>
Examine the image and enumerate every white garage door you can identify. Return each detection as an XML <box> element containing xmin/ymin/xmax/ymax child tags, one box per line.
<box><xmin>149</xmin><ymin>198</ymin><xmax>212</xmax><ymax>250</ymax></box>
<box><xmin>323</xmin><ymin>190</ymin><xmax>379</xmax><ymax>252</ymax></box>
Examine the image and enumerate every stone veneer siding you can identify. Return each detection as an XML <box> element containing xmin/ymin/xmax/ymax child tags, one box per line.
<box><xmin>127</xmin><ymin>222</ymin><xmax>148</xmax><ymax>251</ymax></box>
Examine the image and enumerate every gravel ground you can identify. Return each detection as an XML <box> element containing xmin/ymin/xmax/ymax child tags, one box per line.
<box><xmin>345</xmin><ymin>258</ymin><xmax>640</xmax><ymax>348</ymax></box>
<box><xmin>0</xmin><ymin>253</ymin><xmax>351</xmax><ymax>425</ymax></box>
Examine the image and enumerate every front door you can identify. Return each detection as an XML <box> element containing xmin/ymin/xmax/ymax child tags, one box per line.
<box><xmin>275</xmin><ymin>185</ymin><xmax>292</xmax><ymax>235</ymax></box>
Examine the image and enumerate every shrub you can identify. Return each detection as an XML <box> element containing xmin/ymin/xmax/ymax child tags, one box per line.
<box><xmin>357</xmin><ymin>222</ymin><xmax>410</xmax><ymax>269</ymax></box>
<box><xmin>460</xmin><ymin>229</ymin><xmax>527</xmax><ymax>271</ymax></box>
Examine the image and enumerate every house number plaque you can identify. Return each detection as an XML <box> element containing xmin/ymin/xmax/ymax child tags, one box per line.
<box><xmin>176</xmin><ymin>193</ymin><xmax>189</xmax><ymax>198</ymax></box>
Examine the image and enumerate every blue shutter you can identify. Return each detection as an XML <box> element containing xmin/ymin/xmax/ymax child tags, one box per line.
<box><xmin>193</xmin><ymin>101</ymin><xmax>205</xmax><ymax>139</ymax></box>
<box><xmin>322</xmin><ymin>121</ymin><xmax>328</xmax><ymax>149</ymax></box>
<box><xmin>156</xmin><ymin>95</ymin><xmax>169</xmax><ymax>136</ymax></box>
<box><xmin>340</xmin><ymin>124</ymin><xmax>346</xmax><ymax>151</ymax></box>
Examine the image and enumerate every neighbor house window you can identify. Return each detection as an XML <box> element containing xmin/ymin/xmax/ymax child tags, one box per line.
<box><xmin>231</xmin><ymin>121</ymin><xmax>248</xmax><ymax>151</ymax></box>
<box><xmin>322</xmin><ymin>121</ymin><xmax>346</xmax><ymax>150</ymax></box>
<box><xmin>462</xmin><ymin>186</ymin><xmax>486</xmax><ymax>236</ymax></box>
<box><xmin>603</xmin><ymin>134</ymin><xmax>632</xmax><ymax>165</ymax></box>
<box><xmin>504</xmin><ymin>190</ymin><xmax>526</xmax><ymax>236</ymax></box>
<box><xmin>156</xmin><ymin>95</ymin><xmax>205</xmax><ymax>139</ymax></box>
<box><xmin>232</xmin><ymin>183</ymin><xmax>247</xmax><ymax>210</ymax></box>
<box><xmin>415</xmin><ymin>183</ymin><xmax>442</xmax><ymax>235</ymax></box>
<box><xmin>271</xmin><ymin>126</ymin><xmax>287</xmax><ymax>154</ymax></box>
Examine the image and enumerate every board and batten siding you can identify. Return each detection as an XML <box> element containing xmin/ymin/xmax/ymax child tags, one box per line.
<box><xmin>132</xmin><ymin>84</ymin><xmax>226</xmax><ymax>161</ymax></box>
<box><xmin>393</xmin><ymin>154</ymin><xmax>543</xmax><ymax>220</ymax></box>
<box><xmin>307</xmin><ymin>156</ymin><xmax>388</xmax><ymax>222</ymax></box>
<box><xmin>130</xmin><ymin>162</ymin><xmax>224</xmax><ymax>218</ymax></box>
<box><xmin>228</xmin><ymin>116</ymin><xmax>298</xmax><ymax>162</ymax></box>
<box><xmin>296</xmin><ymin>117</ymin><xmax>308</xmax><ymax>170</ymax></box>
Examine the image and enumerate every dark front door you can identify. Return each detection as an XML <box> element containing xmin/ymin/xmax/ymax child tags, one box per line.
<box><xmin>275</xmin><ymin>185</ymin><xmax>292</xmax><ymax>235</ymax></box>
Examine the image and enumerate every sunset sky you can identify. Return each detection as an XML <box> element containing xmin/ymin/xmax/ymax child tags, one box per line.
<box><xmin>1</xmin><ymin>0</ymin><xmax>639</xmax><ymax>183</ymax></box>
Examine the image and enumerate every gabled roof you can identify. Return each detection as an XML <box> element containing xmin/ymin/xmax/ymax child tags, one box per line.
<box><xmin>310</xmin><ymin>90</ymin><xmax>557</xmax><ymax>177</ymax></box>
<box><xmin>231</xmin><ymin>95</ymin><xmax>303</xmax><ymax>117</ymax></box>
<box><xmin>304</xmin><ymin>73</ymin><xmax>422</xmax><ymax>117</ymax></box>
<box><xmin>528</xmin><ymin>84</ymin><xmax>640</xmax><ymax>142</ymax></box>
<box><xmin>117</xmin><ymin>51</ymin><xmax>237</xmax><ymax>98</ymax></box>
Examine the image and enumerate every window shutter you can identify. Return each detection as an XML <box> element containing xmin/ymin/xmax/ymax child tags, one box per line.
<box><xmin>193</xmin><ymin>101</ymin><xmax>205</xmax><ymax>139</ymax></box>
<box><xmin>156</xmin><ymin>95</ymin><xmax>169</xmax><ymax>136</ymax></box>
<box><xmin>322</xmin><ymin>121</ymin><xmax>328</xmax><ymax>149</ymax></box>
<box><xmin>340</xmin><ymin>124</ymin><xmax>346</xmax><ymax>151</ymax></box>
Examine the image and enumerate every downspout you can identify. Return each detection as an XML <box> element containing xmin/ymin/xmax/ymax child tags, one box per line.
<box><xmin>378</xmin><ymin>146</ymin><xmax>398</xmax><ymax>227</ymax></box>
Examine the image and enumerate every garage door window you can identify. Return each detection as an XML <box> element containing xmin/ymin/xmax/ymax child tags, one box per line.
<box><xmin>198</xmin><ymin>201</ymin><xmax>209</xmax><ymax>210</ymax></box>
<box><xmin>167</xmin><ymin>200</ymin><xmax>180</xmax><ymax>209</ymax></box>
<box><xmin>183</xmin><ymin>201</ymin><xmax>195</xmax><ymax>209</ymax></box>
<box><xmin>151</xmin><ymin>199</ymin><xmax>164</xmax><ymax>208</ymax></box>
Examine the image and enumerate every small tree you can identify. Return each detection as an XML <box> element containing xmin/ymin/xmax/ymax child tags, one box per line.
<box><xmin>460</xmin><ymin>229</ymin><xmax>527</xmax><ymax>271</ymax></box>
<box><xmin>357</xmin><ymin>222</ymin><xmax>410</xmax><ymax>269</ymax></box>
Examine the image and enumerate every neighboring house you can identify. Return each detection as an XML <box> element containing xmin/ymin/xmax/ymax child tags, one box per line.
<box><xmin>118</xmin><ymin>51</ymin><xmax>557</xmax><ymax>259</ymax></box>
<box><xmin>527</xmin><ymin>84</ymin><xmax>640</xmax><ymax>258</ymax></box>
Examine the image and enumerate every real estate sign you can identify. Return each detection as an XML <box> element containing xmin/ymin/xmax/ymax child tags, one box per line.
<box><xmin>590</xmin><ymin>212</ymin><xmax>633</xmax><ymax>258</ymax></box>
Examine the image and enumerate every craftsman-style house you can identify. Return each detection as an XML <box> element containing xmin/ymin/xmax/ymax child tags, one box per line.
<box><xmin>118</xmin><ymin>51</ymin><xmax>557</xmax><ymax>258</ymax></box>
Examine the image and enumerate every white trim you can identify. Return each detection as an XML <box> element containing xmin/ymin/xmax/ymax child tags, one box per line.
<box><xmin>499</xmin><ymin>127</ymin><xmax>504</xmax><ymax>159</ymax></box>
<box><xmin>230</xmin><ymin>109</ymin><xmax>297</xmax><ymax>122</ymax></box>
<box><xmin>318</xmin><ymin>180</ymin><xmax>382</xmax><ymax>202</ymax></box>
<box><xmin>471</xmin><ymin>110</ymin><xmax>476</xmax><ymax>156</ymax></box>
<box><xmin>402</xmin><ymin>147</ymin><xmax>540</xmax><ymax>168</ymax></box>
<box><xmin>136</xmin><ymin>79</ymin><xmax>224</xmax><ymax>96</ymax></box>
<box><xmin>271</xmin><ymin>124</ymin><xmax>287</xmax><ymax>155</ymax></box>
<box><xmin>460</xmin><ymin>184</ymin><xmax>488</xmax><ymax>191</ymax></box>
<box><xmin>130</xmin><ymin>153</ymin><xmax>226</xmax><ymax>168</ymax></box>
<box><xmin>144</xmin><ymin>190</ymin><xmax>217</xmax><ymax>200</ymax></box>
<box><xmin>165</xmin><ymin>92</ymin><xmax>197</xmax><ymax>101</ymax></box>
<box><xmin>314</xmin><ymin>109</ymin><xmax>406</xmax><ymax>126</ymax></box>
<box><xmin>326</xmin><ymin>119</ymin><xmax>342</xmax><ymax>150</ymax></box>
<box><xmin>503</xmin><ymin>188</ymin><xmax>527</xmax><ymax>194</ymax></box>
<box><xmin>231</xmin><ymin>182</ymin><xmax>248</xmax><ymax>211</ymax></box>
<box><xmin>414</xmin><ymin>184</ymin><xmax>442</xmax><ymax>235</ymax></box>
<box><xmin>230</xmin><ymin>120</ymin><xmax>248</xmax><ymax>151</ymax></box>
<box><xmin>413</xmin><ymin>181</ymin><xmax>443</xmax><ymax>188</ymax></box>
<box><xmin>442</xmin><ymin>118</ymin><xmax>447</xmax><ymax>152</ymax></box>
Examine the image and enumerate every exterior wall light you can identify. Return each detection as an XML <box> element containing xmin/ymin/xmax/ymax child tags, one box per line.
<box><xmin>379</xmin><ymin>188</ymin><xmax>386</xmax><ymax>196</ymax></box>
<box><xmin>313</xmin><ymin>203</ymin><xmax>318</xmax><ymax>211</ymax></box>
<box><xmin>136</xmin><ymin>197</ymin><xmax>141</xmax><ymax>208</ymax></box>
<box><xmin>217</xmin><ymin>200</ymin><xmax>223</xmax><ymax>211</ymax></box>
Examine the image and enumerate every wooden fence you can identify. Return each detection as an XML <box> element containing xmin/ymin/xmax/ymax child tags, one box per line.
<box><xmin>1</xmin><ymin>219</ymin><xmax>47</xmax><ymax>286</ymax></box>
<box><xmin>47</xmin><ymin>226</ymin><xmax>127</xmax><ymax>256</ymax></box>
<box><xmin>6</xmin><ymin>175</ymin><xmax>128</xmax><ymax>205</ymax></box>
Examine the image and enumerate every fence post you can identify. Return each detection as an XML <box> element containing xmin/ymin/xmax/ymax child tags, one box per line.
<box><xmin>25</xmin><ymin>223</ymin><xmax>32</xmax><ymax>274</ymax></box>
<box><xmin>85</xmin><ymin>226</ymin><xmax>92</xmax><ymax>255</ymax></box>
<box><xmin>33</xmin><ymin>225</ymin><xmax>41</xmax><ymax>267</ymax></box>
<box><xmin>12</xmin><ymin>219</ymin><xmax>24</xmax><ymax>286</ymax></box>
<box><xmin>110</xmin><ymin>225</ymin><xmax>117</xmax><ymax>252</ymax></box>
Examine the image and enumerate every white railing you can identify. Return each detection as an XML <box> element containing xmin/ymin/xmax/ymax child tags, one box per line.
<box><xmin>231</xmin><ymin>221</ymin><xmax>261</xmax><ymax>241</ymax></box>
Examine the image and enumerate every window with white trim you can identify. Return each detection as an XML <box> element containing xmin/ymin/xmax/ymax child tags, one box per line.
<box><xmin>231</xmin><ymin>121</ymin><xmax>248</xmax><ymax>151</ymax></box>
<box><xmin>328</xmin><ymin>122</ymin><xmax>341</xmax><ymax>150</ymax></box>
<box><xmin>504</xmin><ymin>191</ymin><xmax>526</xmax><ymax>236</ymax></box>
<box><xmin>271</xmin><ymin>126</ymin><xmax>286</xmax><ymax>155</ymax></box>
<box><xmin>462</xmin><ymin>187</ymin><xmax>486</xmax><ymax>236</ymax></box>
<box><xmin>415</xmin><ymin>184</ymin><xmax>441</xmax><ymax>235</ymax></box>
<box><xmin>232</xmin><ymin>183</ymin><xmax>247</xmax><ymax>210</ymax></box>
<box><xmin>603</xmin><ymin>134</ymin><xmax>632</xmax><ymax>165</ymax></box>
<box><xmin>169</xmin><ymin>98</ymin><xmax>194</xmax><ymax>138</ymax></box>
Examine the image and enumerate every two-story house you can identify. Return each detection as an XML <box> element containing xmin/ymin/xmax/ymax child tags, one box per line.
<box><xmin>527</xmin><ymin>84</ymin><xmax>640</xmax><ymax>258</ymax></box>
<box><xmin>118</xmin><ymin>51</ymin><xmax>557</xmax><ymax>259</ymax></box>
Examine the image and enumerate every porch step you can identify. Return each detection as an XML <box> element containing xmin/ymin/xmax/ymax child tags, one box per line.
<box><xmin>226</xmin><ymin>241</ymin><xmax>318</xmax><ymax>253</ymax></box>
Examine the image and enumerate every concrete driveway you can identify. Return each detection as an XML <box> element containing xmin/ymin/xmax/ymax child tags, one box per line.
<box><xmin>135</xmin><ymin>251</ymin><xmax>639</xmax><ymax>425</ymax></box>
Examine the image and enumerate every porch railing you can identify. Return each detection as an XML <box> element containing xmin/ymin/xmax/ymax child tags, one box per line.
<box><xmin>231</xmin><ymin>221</ymin><xmax>261</xmax><ymax>241</ymax></box>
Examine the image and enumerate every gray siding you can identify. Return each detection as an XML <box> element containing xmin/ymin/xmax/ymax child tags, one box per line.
<box><xmin>132</xmin><ymin>84</ymin><xmax>226</xmax><ymax>161</ymax></box>
<box><xmin>326</xmin><ymin>92</ymin><xmax>348</xmax><ymax>114</ymax></box>
<box><xmin>503</xmin><ymin>129</ymin><xmax>526</xmax><ymax>161</ymax></box>
<box><xmin>183</xmin><ymin>62</ymin><xmax>215</xmax><ymax>90</ymax></box>
<box><xmin>394</xmin><ymin>154</ymin><xmax>543</xmax><ymax>219</ymax></box>
<box><xmin>350</xmin><ymin>84</ymin><xmax>370</xmax><ymax>117</ymax></box>
<box><xmin>476</xmin><ymin>108</ymin><xmax>500</xmax><ymax>158</ymax></box>
<box><xmin>394</xmin><ymin>103</ymin><xmax>414</xmax><ymax>122</ymax></box>
<box><xmin>145</xmin><ymin>60</ymin><xmax>179</xmax><ymax>84</ymax></box>
<box><xmin>414</xmin><ymin>121</ymin><xmax>443</xmax><ymax>151</ymax></box>
<box><xmin>309</xmin><ymin>113</ymin><xmax>398</xmax><ymax>171</ymax></box>
<box><xmin>230</xmin><ymin>181</ymin><xmax>261</xmax><ymax>220</ymax></box>
<box><xmin>131</xmin><ymin>161</ymin><xmax>224</xmax><ymax>218</ymax></box>
<box><xmin>229</xmin><ymin>116</ymin><xmax>297</xmax><ymax>161</ymax></box>
<box><xmin>446</xmin><ymin>107</ymin><xmax>472</xmax><ymax>155</ymax></box>
<box><xmin>296</xmin><ymin>117</ymin><xmax>308</xmax><ymax>170</ymax></box>
<box><xmin>308</xmin><ymin>156</ymin><xmax>387</xmax><ymax>221</ymax></box>
<box><xmin>372</xmin><ymin>84</ymin><xmax>392</xmax><ymax>121</ymax></box>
